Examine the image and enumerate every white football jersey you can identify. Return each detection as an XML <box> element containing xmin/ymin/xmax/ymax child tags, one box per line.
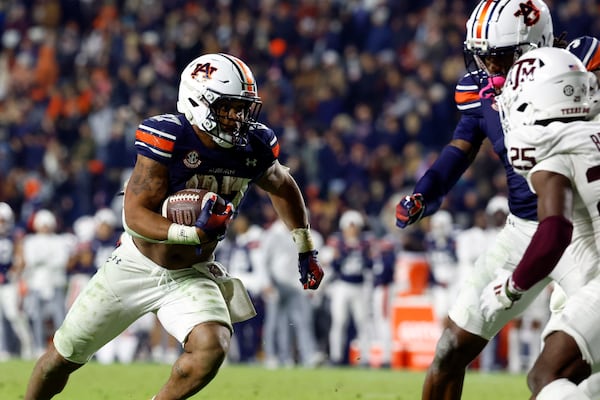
<box><xmin>505</xmin><ymin>120</ymin><xmax>600</xmax><ymax>273</ymax></box>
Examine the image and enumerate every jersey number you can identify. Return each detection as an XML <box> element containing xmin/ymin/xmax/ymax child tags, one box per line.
<box><xmin>509</xmin><ymin>147</ymin><xmax>536</xmax><ymax>171</ymax></box>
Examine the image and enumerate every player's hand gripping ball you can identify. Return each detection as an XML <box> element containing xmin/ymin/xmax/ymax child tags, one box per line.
<box><xmin>162</xmin><ymin>189</ymin><xmax>234</xmax><ymax>240</ymax></box>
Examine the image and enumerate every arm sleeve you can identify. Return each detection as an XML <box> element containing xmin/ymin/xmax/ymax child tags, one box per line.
<box><xmin>414</xmin><ymin>145</ymin><xmax>472</xmax><ymax>217</ymax></box>
<box><xmin>511</xmin><ymin>215</ymin><xmax>573</xmax><ymax>290</ymax></box>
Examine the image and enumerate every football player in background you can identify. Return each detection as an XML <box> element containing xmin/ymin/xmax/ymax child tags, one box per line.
<box><xmin>0</xmin><ymin>202</ymin><xmax>33</xmax><ymax>360</ymax></box>
<box><xmin>394</xmin><ymin>1</ymin><xmax>596</xmax><ymax>398</ymax></box>
<box><xmin>22</xmin><ymin>209</ymin><xmax>72</xmax><ymax>357</ymax></box>
<box><xmin>480</xmin><ymin>47</ymin><xmax>600</xmax><ymax>400</ymax></box>
<box><xmin>24</xmin><ymin>53</ymin><xmax>324</xmax><ymax>400</ymax></box>
<box><xmin>326</xmin><ymin>210</ymin><xmax>374</xmax><ymax>366</ymax></box>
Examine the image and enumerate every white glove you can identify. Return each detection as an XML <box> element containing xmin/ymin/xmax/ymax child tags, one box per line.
<box><xmin>480</xmin><ymin>273</ymin><xmax>524</xmax><ymax>322</ymax></box>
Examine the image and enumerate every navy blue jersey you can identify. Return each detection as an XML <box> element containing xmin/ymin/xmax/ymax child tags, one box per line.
<box><xmin>454</xmin><ymin>72</ymin><xmax>537</xmax><ymax>220</ymax></box>
<box><xmin>68</xmin><ymin>242</ymin><xmax>96</xmax><ymax>276</ymax></box>
<box><xmin>134</xmin><ymin>114</ymin><xmax>279</xmax><ymax>208</ymax></box>
<box><xmin>373</xmin><ymin>236</ymin><xmax>396</xmax><ymax>287</ymax></box>
<box><xmin>328</xmin><ymin>232</ymin><xmax>374</xmax><ymax>284</ymax></box>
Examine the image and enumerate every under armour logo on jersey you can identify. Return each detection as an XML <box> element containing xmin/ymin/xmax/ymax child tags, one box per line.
<box><xmin>514</xmin><ymin>1</ymin><xmax>540</xmax><ymax>26</ymax></box>
<box><xmin>246</xmin><ymin>158</ymin><xmax>257</xmax><ymax>167</ymax></box>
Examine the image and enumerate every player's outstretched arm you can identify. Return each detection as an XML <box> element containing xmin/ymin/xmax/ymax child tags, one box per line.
<box><xmin>396</xmin><ymin>139</ymin><xmax>475</xmax><ymax>228</ymax></box>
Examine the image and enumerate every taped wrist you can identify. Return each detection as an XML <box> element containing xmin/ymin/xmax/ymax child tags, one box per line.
<box><xmin>291</xmin><ymin>227</ymin><xmax>315</xmax><ymax>253</ymax></box>
<box><xmin>414</xmin><ymin>145</ymin><xmax>470</xmax><ymax>217</ymax></box>
<box><xmin>512</xmin><ymin>215</ymin><xmax>573</xmax><ymax>290</ymax></box>
<box><xmin>167</xmin><ymin>224</ymin><xmax>201</xmax><ymax>245</ymax></box>
<box><xmin>505</xmin><ymin>277</ymin><xmax>524</xmax><ymax>301</ymax></box>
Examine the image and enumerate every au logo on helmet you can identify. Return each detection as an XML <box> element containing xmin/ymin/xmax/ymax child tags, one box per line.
<box><xmin>514</xmin><ymin>0</ymin><xmax>540</xmax><ymax>26</ymax></box>
<box><xmin>191</xmin><ymin>63</ymin><xmax>217</xmax><ymax>80</ymax></box>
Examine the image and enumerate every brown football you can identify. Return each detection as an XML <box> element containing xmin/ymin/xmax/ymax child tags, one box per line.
<box><xmin>161</xmin><ymin>189</ymin><xmax>227</xmax><ymax>225</ymax></box>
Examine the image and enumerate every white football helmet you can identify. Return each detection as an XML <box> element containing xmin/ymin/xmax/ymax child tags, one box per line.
<box><xmin>32</xmin><ymin>209</ymin><xmax>57</xmax><ymax>233</ymax></box>
<box><xmin>339</xmin><ymin>210</ymin><xmax>364</xmax><ymax>231</ymax></box>
<box><xmin>497</xmin><ymin>47</ymin><xmax>593</xmax><ymax>130</ymax></box>
<box><xmin>177</xmin><ymin>53</ymin><xmax>262</xmax><ymax>148</ymax></box>
<box><xmin>430</xmin><ymin>210</ymin><xmax>453</xmax><ymax>240</ymax></box>
<box><xmin>464</xmin><ymin>0</ymin><xmax>554</xmax><ymax>84</ymax></box>
<box><xmin>0</xmin><ymin>202</ymin><xmax>14</xmax><ymax>236</ymax></box>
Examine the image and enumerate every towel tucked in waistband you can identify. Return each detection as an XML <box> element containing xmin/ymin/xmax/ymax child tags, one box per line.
<box><xmin>192</xmin><ymin>261</ymin><xmax>257</xmax><ymax>323</ymax></box>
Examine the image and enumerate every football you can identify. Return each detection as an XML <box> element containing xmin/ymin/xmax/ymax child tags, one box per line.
<box><xmin>161</xmin><ymin>188</ymin><xmax>227</xmax><ymax>225</ymax></box>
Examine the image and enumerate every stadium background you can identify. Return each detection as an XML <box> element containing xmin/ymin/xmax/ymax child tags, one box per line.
<box><xmin>1</xmin><ymin>0</ymin><xmax>597</xmax><ymax>235</ymax></box>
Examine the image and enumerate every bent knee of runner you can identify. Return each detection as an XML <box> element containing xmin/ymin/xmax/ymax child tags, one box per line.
<box><xmin>183</xmin><ymin>322</ymin><xmax>231</xmax><ymax>374</ymax></box>
<box><xmin>432</xmin><ymin>325</ymin><xmax>487</xmax><ymax>371</ymax></box>
<box><xmin>47</xmin><ymin>342</ymin><xmax>84</xmax><ymax>370</ymax></box>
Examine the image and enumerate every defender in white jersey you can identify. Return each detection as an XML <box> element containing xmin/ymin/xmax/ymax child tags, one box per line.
<box><xmin>480</xmin><ymin>47</ymin><xmax>600</xmax><ymax>399</ymax></box>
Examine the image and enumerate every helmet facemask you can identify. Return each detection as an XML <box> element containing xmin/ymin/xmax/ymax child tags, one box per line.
<box><xmin>465</xmin><ymin>43</ymin><xmax>533</xmax><ymax>87</ymax></box>
<box><xmin>203</xmin><ymin>93</ymin><xmax>262</xmax><ymax>148</ymax></box>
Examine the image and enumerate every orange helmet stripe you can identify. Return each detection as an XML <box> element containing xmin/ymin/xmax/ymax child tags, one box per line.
<box><xmin>475</xmin><ymin>0</ymin><xmax>495</xmax><ymax>39</ymax></box>
<box><xmin>220</xmin><ymin>53</ymin><xmax>255</xmax><ymax>85</ymax></box>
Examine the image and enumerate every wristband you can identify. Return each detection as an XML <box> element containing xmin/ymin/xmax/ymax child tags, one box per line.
<box><xmin>506</xmin><ymin>277</ymin><xmax>524</xmax><ymax>302</ymax></box>
<box><xmin>167</xmin><ymin>224</ymin><xmax>201</xmax><ymax>245</ymax></box>
<box><xmin>291</xmin><ymin>227</ymin><xmax>315</xmax><ymax>253</ymax></box>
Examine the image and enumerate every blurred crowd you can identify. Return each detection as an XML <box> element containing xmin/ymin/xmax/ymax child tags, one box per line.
<box><xmin>0</xmin><ymin>0</ymin><xmax>599</xmax><ymax>368</ymax></box>
<box><xmin>1</xmin><ymin>0</ymin><xmax>597</xmax><ymax>236</ymax></box>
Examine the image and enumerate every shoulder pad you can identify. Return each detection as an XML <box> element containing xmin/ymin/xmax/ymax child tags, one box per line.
<box><xmin>567</xmin><ymin>36</ymin><xmax>600</xmax><ymax>71</ymax></box>
<box><xmin>135</xmin><ymin>114</ymin><xmax>187</xmax><ymax>160</ymax></box>
<box><xmin>250</xmin><ymin>123</ymin><xmax>280</xmax><ymax>159</ymax></box>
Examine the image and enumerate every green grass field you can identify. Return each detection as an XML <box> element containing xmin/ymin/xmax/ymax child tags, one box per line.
<box><xmin>3</xmin><ymin>360</ymin><xmax>529</xmax><ymax>399</ymax></box>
